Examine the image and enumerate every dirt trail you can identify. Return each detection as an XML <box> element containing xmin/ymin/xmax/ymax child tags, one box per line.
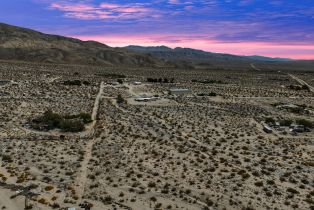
<box><xmin>81</xmin><ymin>82</ymin><xmax>105</xmax><ymax>138</ymax></box>
<box><xmin>251</xmin><ymin>63</ymin><xmax>261</xmax><ymax>71</ymax></box>
<box><xmin>0</xmin><ymin>189</ymin><xmax>25</xmax><ymax>210</ymax></box>
<box><xmin>75</xmin><ymin>82</ymin><xmax>104</xmax><ymax>200</ymax></box>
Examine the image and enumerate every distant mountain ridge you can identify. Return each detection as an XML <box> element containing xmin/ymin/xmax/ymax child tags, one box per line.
<box><xmin>126</xmin><ymin>45</ymin><xmax>293</xmax><ymax>63</ymax></box>
<box><xmin>0</xmin><ymin>23</ymin><xmax>161</xmax><ymax>67</ymax></box>
<box><xmin>0</xmin><ymin>22</ymin><xmax>311</xmax><ymax>71</ymax></box>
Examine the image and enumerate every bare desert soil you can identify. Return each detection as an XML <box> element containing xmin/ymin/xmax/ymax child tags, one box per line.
<box><xmin>0</xmin><ymin>61</ymin><xmax>313</xmax><ymax>210</ymax></box>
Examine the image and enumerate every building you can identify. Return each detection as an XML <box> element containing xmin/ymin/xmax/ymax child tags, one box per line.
<box><xmin>169</xmin><ymin>88</ymin><xmax>191</xmax><ymax>95</ymax></box>
<box><xmin>133</xmin><ymin>81</ymin><xmax>142</xmax><ymax>85</ymax></box>
<box><xmin>134</xmin><ymin>96</ymin><xmax>159</xmax><ymax>102</ymax></box>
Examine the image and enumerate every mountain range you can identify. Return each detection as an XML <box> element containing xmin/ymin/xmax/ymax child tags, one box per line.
<box><xmin>0</xmin><ymin>22</ymin><xmax>160</xmax><ymax>67</ymax></box>
<box><xmin>125</xmin><ymin>45</ymin><xmax>293</xmax><ymax>62</ymax></box>
<box><xmin>0</xmin><ymin>22</ymin><xmax>313</xmax><ymax>71</ymax></box>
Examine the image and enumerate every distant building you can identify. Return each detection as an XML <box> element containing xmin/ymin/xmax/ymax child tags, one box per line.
<box><xmin>169</xmin><ymin>88</ymin><xmax>191</xmax><ymax>95</ymax></box>
<box><xmin>111</xmin><ymin>82</ymin><xmax>120</xmax><ymax>86</ymax></box>
<box><xmin>134</xmin><ymin>96</ymin><xmax>159</xmax><ymax>102</ymax></box>
<box><xmin>133</xmin><ymin>81</ymin><xmax>142</xmax><ymax>85</ymax></box>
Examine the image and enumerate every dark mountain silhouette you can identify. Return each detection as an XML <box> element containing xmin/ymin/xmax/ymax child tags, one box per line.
<box><xmin>0</xmin><ymin>22</ymin><xmax>312</xmax><ymax>71</ymax></box>
<box><xmin>0</xmin><ymin>23</ymin><xmax>161</xmax><ymax>67</ymax></box>
<box><xmin>126</xmin><ymin>45</ymin><xmax>293</xmax><ymax>63</ymax></box>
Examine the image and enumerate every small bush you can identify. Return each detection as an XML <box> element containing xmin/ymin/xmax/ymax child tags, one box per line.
<box><xmin>297</xmin><ymin>119</ymin><xmax>313</xmax><ymax>128</ymax></box>
<box><xmin>45</xmin><ymin>186</ymin><xmax>54</xmax><ymax>191</ymax></box>
<box><xmin>117</xmin><ymin>94</ymin><xmax>126</xmax><ymax>104</ymax></box>
<box><xmin>64</xmin><ymin>80</ymin><xmax>81</xmax><ymax>86</ymax></box>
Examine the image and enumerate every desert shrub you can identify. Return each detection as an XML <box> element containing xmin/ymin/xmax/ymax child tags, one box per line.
<box><xmin>38</xmin><ymin>198</ymin><xmax>47</xmax><ymax>205</ymax></box>
<box><xmin>265</xmin><ymin>117</ymin><xmax>275</xmax><ymax>124</ymax></box>
<box><xmin>1</xmin><ymin>155</ymin><xmax>13</xmax><ymax>163</ymax></box>
<box><xmin>117</xmin><ymin>94</ymin><xmax>126</xmax><ymax>104</ymax></box>
<box><xmin>102</xmin><ymin>196</ymin><xmax>113</xmax><ymax>204</ymax></box>
<box><xmin>287</xmin><ymin>188</ymin><xmax>299</xmax><ymax>194</ymax></box>
<box><xmin>297</xmin><ymin>119</ymin><xmax>313</xmax><ymax>128</ymax></box>
<box><xmin>279</xmin><ymin>119</ymin><xmax>293</xmax><ymax>126</ymax></box>
<box><xmin>148</xmin><ymin>181</ymin><xmax>156</xmax><ymax>188</ymax></box>
<box><xmin>44</xmin><ymin>186</ymin><xmax>54</xmax><ymax>191</ymax></box>
<box><xmin>64</xmin><ymin>80</ymin><xmax>81</xmax><ymax>86</ymax></box>
<box><xmin>254</xmin><ymin>181</ymin><xmax>263</xmax><ymax>187</ymax></box>
<box><xmin>82</xmin><ymin>81</ymin><xmax>90</xmax><ymax>85</ymax></box>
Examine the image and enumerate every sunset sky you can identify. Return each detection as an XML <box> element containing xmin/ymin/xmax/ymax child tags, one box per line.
<box><xmin>1</xmin><ymin>0</ymin><xmax>314</xmax><ymax>59</ymax></box>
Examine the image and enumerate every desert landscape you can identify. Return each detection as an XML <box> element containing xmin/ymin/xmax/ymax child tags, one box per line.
<box><xmin>0</xmin><ymin>58</ymin><xmax>313</xmax><ymax>210</ymax></box>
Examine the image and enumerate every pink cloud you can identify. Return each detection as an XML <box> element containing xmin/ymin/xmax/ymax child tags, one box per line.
<box><xmin>49</xmin><ymin>1</ymin><xmax>159</xmax><ymax>21</ymax></box>
<box><xmin>72</xmin><ymin>34</ymin><xmax>314</xmax><ymax>59</ymax></box>
<box><xmin>50</xmin><ymin>2</ymin><xmax>96</xmax><ymax>12</ymax></box>
<box><xmin>99</xmin><ymin>3</ymin><xmax>120</xmax><ymax>9</ymax></box>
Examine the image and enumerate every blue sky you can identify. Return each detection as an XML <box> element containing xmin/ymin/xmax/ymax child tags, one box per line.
<box><xmin>1</xmin><ymin>0</ymin><xmax>314</xmax><ymax>59</ymax></box>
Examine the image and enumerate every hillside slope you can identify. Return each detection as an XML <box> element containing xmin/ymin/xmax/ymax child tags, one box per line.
<box><xmin>126</xmin><ymin>45</ymin><xmax>314</xmax><ymax>70</ymax></box>
<box><xmin>126</xmin><ymin>45</ymin><xmax>293</xmax><ymax>62</ymax></box>
<box><xmin>0</xmin><ymin>23</ymin><xmax>160</xmax><ymax>67</ymax></box>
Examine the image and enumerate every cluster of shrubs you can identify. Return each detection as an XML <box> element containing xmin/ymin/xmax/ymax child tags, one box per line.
<box><xmin>192</xmin><ymin>79</ymin><xmax>224</xmax><ymax>84</ymax></box>
<box><xmin>63</xmin><ymin>80</ymin><xmax>90</xmax><ymax>86</ymax></box>
<box><xmin>31</xmin><ymin>110</ymin><xmax>92</xmax><ymax>132</ymax></box>
<box><xmin>265</xmin><ymin>117</ymin><xmax>313</xmax><ymax>128</ymax></box>
<box><xmin>147</xmin><ymin>78</ymin><xmax>175</xmax><ymax>83</ymax></box>
<box><xmin>297</xmin><ymin>119</ymin><xmax>313</xmax><ymax>128</ymax></box>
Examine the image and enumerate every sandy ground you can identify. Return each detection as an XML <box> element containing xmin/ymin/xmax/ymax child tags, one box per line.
<box><xmin>0</xmin><ymin>189</ymin><xmax>25</xmax><ymax>210</ymax></box>
<box><xmin>1</xmin><ymin>62</ymin><xmax>314</xmax><ymax>210</ymax></box>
